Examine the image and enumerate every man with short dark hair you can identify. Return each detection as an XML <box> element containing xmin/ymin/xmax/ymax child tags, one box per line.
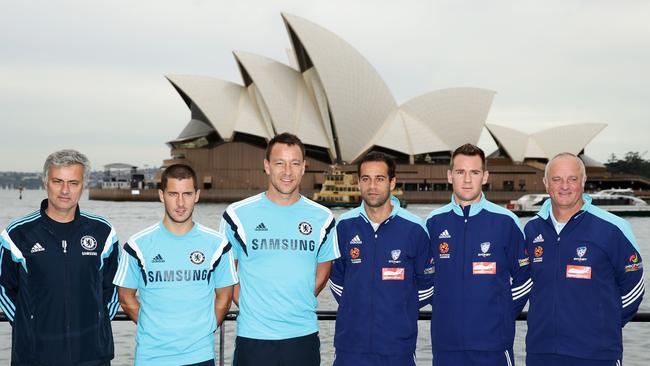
<box><xmin>0</xmin><ymin>149</ymin><xmax>120</xmax><ymax>366</ymax></box>
<box><xmin>426</xmin><ymin>143</ymin><xmax>530</xmax><ymax>366</ymax></box>
<box><xmin>220</xmin><ymin>133</ymin><xmax>340</xmax><ymax>366</ymax></box>
<box><xmin>329</xmin><ymin>152</ymin><xmax>434</xmax><ymax>366</ymax></box>
<box><xmin>524</xmin><ymin>153</ymin><xmax>644</xmax><ymax>366</ymax></box>
<box><xmin>114</xmin><ymin>164</ymin><xmax>237</xmax><ymax>365</ymax></box>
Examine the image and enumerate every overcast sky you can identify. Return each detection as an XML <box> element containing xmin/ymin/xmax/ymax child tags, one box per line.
<box><xmin>1</xmin><ymin>0</ymin><xmax>648</xmax><ymax>172</ymax></box>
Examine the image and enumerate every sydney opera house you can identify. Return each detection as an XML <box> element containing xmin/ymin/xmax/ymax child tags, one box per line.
<box><xmin>93</xmin><ymin>13</ymin><xmax>649</xmax><ymax>203</ymax></box>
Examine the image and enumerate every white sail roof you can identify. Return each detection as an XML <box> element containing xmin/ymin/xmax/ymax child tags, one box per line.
<box><xmin>166</xmin><ymin>14</ymin><xmax>603</xmax><ymax>165</ymax></box>
<box><xmin>282</xmin><ymin>13</ymin><xmax>398</xmax><ymax>162</ymax></box>
<box><xmin>166</xmin><ymin>75</ymin><xmax>269</xmax><ymax>141</ymax></box>
<box><xmin>486</xmin><ymin>123</ymin><xmax>607</xmax><ymax>162</ymax></box>
<box><xmin>233</xmin><ymin>51</ymin><xmax>332</xmax><ymax>150</ymax></box>
<box><xmin>397</xmin><ymin>87</ymin><xmax>496</xmax><ymax>153</ymax></box>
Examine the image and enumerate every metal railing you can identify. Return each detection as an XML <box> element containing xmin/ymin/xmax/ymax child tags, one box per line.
<box><xmin>2</xmin><ymin>311</ymin><xmax>649</xmax><ymax>366</ymax></box>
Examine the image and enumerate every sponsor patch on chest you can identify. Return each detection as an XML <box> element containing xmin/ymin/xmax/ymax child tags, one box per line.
<box><xmin>472</xmin><ymin>262</ymin><xmax>496</xmax><ymax>275</ymax></box>
<box><xmin>566</xmin><ymin>265</ymin><xmax>591</xmax><ymax>279</ymax></box>
<box><xmin>382</xmin><ymin>267</ymin><xmax>405</xmax><ymax>280</ymax></box>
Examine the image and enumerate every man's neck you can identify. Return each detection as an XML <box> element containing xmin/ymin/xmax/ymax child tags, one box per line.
<box><xmin>266</xmin><ymin>190</ymin><xmax>300</xmax><ymax>206</ymax></box>
<box><xmin>163</xmin><ymin>217</ymin><xmax>194</xmax><ymax>236</ymax></box>
<box><xmin>453</xmin><ymin>193</ymin><xmax>482</xmax><ymax>208</ymax></box>
<box><xmin>552</xmin><ymin>200</ymin><xmax>584</xmax><ymax>223</ymax></box>
<box><xmin>45</xmin><ymin>206</ymin><xmax>75</xmax><ymax>223</ymax></box>
<box><xmin>365</xmin><ymin>201</ymin><xmax>393</xmax><ymax>224</ymax></box>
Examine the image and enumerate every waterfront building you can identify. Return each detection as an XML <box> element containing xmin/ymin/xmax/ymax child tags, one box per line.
<box><xmin>91</xmin><ymin>13</ymin><xmax>650</xmax><ymax>203</ymax></box>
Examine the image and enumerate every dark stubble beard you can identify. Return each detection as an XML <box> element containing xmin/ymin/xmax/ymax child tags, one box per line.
<box><xmin>363</xmin><ymin>191</ymin><xmax>390</xmax><ymax>209</ymax></box>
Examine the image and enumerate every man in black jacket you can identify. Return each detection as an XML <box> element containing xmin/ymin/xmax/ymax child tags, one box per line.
<box><xmin>0</xmin><ymin>149</ymin><xmax>120</xmax><ymax>366</ymax></box>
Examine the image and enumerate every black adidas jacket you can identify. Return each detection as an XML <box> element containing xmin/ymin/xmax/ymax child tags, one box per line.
<box><xmin>0</xmin><ymin>200</ymin><xmax>120</xmax><ymax>366</ymax></box>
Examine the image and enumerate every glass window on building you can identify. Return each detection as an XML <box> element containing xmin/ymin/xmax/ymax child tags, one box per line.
<box><xmin>503</xmin><ymin>180</ymin><xmax>514</xmax><ymax>191</ymax></box>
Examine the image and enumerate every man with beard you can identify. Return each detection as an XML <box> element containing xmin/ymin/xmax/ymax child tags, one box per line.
<box><xmin>328</xmin><ymin>152</ymin><xmax>434</xmax><ymax>366</ymax></box>
<box><xmin>524</xmin><ymin>153</ymin><xmax>644</xmax><ymax>366</ymax></box>
<box><xmin>114</xmin><ymin>164</ymin><xmax>237</xmax><ymax>366</ymax></box>
<box><xmin>0</xmin><ymin>149</ymin><xmax>119</xmax><ymax>366</ymax></box>
<box><xmin>426</xmin><ymin>144</ymin><xmax>530</xmax><ymax>366</ymax></box>
<box><xmin>220</xmin><ymin>133</ymin><xmax>340</xmax><ymax>366</ymax></box>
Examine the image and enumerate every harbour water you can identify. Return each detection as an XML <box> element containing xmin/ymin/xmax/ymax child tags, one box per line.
<box><xmin>1</xmin><ymin>189</ymin><xmax>648</xmax><ymax>365</ymax></box>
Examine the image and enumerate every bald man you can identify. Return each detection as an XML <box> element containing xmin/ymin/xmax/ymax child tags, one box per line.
<box><xmin>524</xmin><ymin>153</ymin><xmax>644</xmax><ymax>366</ymax></box>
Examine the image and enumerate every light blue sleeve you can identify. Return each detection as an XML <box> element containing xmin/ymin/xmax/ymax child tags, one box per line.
<box><xmin>219</xmin><ymin>215</ymin><xmax>242</xmax><ymax>260</ymax></box>
<box><xmin>211</xmin><ymin>249</ymin><xmax>239</xmax><ymax>288</ymax></box>
<box><xmin>112</xmin><ymin>245</ymin><xmax>143</xmax><ymax>289</ymax></box>
<box><xmin>317</xmin><ymin>218</ymin><xmax>340</xmax><ymax>263</ymax></box>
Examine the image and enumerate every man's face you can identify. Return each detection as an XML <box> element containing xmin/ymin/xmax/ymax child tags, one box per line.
<box><xmin>264</xmin><ymin>143</ymin><xmax>305</xmax><ymax>197</ymax></box>
<box><xmin>544</xmin><ymin>156</ymin><xmax>584</xmax><ymax>210</ymax></box>
<box><xmin>159</xmin><ymin>178</ymin><xmax>200</xmax><ymax>224</ymax></box>
<box><xmin>447</xmin><ymin>154</ymin><xmax>488</xmax><ymax>206</ymax></box>
<box><xmin>359</xmin><ymin>161</ymin><xmax>395</xmax><ymax>209</ymax></box>
<box><xmin>46</xmin><ymin>164</ymin><xmax>85</xmax><ymax>215</ymax></box>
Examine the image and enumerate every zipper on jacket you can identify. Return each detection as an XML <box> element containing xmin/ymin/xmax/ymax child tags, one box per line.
<box><xmin>370</xmin><ymin>225</ymin><xmax>379</xmax><ymax>352</ymax></box>
<box><xmin>461</xmin><ymin>212</ymin><xmax>469</xmax><ymax>349</ymax></box>
<box><xmin>554</xmin><ymin>234</ymin><xmax>560</xmax><ymax>353</ymax></box>
<box><xmin>62</xmin><ymin>239</ymin><xmax>72</xmax><ymax>363</ymax></box>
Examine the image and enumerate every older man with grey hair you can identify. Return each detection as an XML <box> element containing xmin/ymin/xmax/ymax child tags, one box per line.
<box><xmin>524</xmin><ymin>152</ymin><xmax>644</xmax><ymax>366</ymax></box>
<box><xmin>0</xmin><ymin>149</ymin><xmax>120</xmax><ymax>366</ymax></box>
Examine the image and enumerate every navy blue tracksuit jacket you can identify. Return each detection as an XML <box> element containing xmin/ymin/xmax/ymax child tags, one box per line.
<box><xmin>426</xmin><ymin>194</ymin><xmax>531</xmax><ymax>352</ymax></box>
<box><xmin>329</xmin><ymin>197</ymin><xmax>434</xmax><ymax>356</ymax></box>
<box><xmin>525</xmin><ymin>194</ymin><xmax>644</xmax><ymax>361</ymax></box>
<box><xmin>0</xmin><ymin>200</ymin><xmax>120</xmax><ymax>365</ymax></box>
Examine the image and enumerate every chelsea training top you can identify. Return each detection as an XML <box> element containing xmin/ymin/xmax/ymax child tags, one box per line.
<box><xmin>221</xmin><ymin>193</ymin><xmax>340</xmax><ymax>340</ymax></box>
<box><xmin>113</xmin><ymin>222</ymin><xmax>238</xmax><ymax>366</ymax></box>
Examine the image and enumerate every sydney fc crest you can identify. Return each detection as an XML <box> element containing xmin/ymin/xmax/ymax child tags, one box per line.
<box><xmin>479</xmin><ymin>242</ymin><xmax>491</xmax><ymax>257</ymax></box>
<box><xmin>574</xmin><ymin>246</ymin><xmax>588</xmax><ymax>262</ymax></box>
<box><xmin>190</xmin><ymin>251</ymin><xmax>205</xmax><ymax>265</ymax></box>
<box><xmin>80</xmin><ymin>235</ymin><xmax>98</xmax><ymax>251</ymax></box>
<box><xmin>391</xmin><ymin>249</ymin><xmax>401</xmax><ymax>261</ymax></box>
<box><xmin>298</xmin><ymin>222</ymin><xmax>312</xmax><ymax>235</ymax></box>
<box><xmin>389</xmin><ymin>249</ymin><xmax>402</xmax><ymax>264</ymax></box>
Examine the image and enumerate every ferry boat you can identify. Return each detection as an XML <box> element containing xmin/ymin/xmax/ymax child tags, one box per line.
<box><xmin>312</xmin><ymin>167</ymin><xmax>407</xmax><ymax>208</ymax></box>
<box><xmin>506</xmin><ymin>188</ymin><xmax>650</xmax><ymax>216</ymax></box>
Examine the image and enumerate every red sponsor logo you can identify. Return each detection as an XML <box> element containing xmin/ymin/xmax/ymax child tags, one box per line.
<box><xmin>534</xmin><ymin>246</ymin><xmax>543</xmax><ymax>257</ymax></box>
<box><xmin>350</xmin><ymin>247</ymin><xmax>360</xmax><ymax>259</ymax></box>
<box><xmin>566</xmin><ymin>265</ymin><xmax>592</xmax><ymax>279</ymax></box>
<box><xmin>472</xmin><ymin>262</ymin><xmax>496</xmax><ymax>275</ymax></box>
<box><xmin>439</xmin><ymin>242</ymin><xmax>449</xmax><ymax>253</ymax></box>
<box><xmin>382</xmin><ymin>267</ymin><xmax>405</xmax><ymax>280</ymax></box>
<box><xmin>630</xmin><ymin>254</ymin><xmax>639</xmax><ymax>263</ymax></box>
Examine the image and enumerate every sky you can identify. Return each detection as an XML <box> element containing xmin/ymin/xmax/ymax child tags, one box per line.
<box><xmin>1</xmin><ymin>0</ymin><xmax>649</xmax><ymax>172</ymax></box>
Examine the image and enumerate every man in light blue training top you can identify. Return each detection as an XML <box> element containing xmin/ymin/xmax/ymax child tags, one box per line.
<box><xmin>220</xmin><ymin>133</ymin><xmax>340</xmax><ymax>366</ymax></box>
<box><xmin>114</xmin><ymin>164</ymin><xmax>237</xmax><ymax>366</ymax></box>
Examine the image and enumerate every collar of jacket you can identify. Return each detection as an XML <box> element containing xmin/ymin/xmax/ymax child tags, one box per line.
<box><xmin>448</xmin><ymin>192</ymin><xmax>488</xmax><ymax>217</ymax></box>
<box><xmin>536</xmin><ymin>193</ymin><xmax>591</xmax><ymax>220</ymax></box>
<box><xmin>40</xmin><ymin>198</ymin><xmax>82</xmax><ymax>223</ymax></box>
<box><xmin>356</xmin><ymin>195</ymin><xmax>401</xmax><ymax>223</ymax></box>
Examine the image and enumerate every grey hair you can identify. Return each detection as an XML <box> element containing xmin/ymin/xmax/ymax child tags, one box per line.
<box><xmin>543</xmin><ymin>152</ymin><xmax>587</xmax><ymax>185</ymax></box>
<box><xmin>42</xmin><ymin>149</ymin><xmax>91</xmax><ymax>185</ymax></box>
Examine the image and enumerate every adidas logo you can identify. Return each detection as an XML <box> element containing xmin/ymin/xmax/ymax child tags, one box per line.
<box><xmin>152</xmin><ymin>254</ymin><xmax>165</xmax><ymax>263</ymax></box>
<box><xmin>350</xmin><ymin>235</ymin><xmax>362</xmax><ymax>245</ymax></box>
<box><xmin>533</xmin><ymin>234</ymin><xmax>544</xmax><ymax>243</ymax></box>
<box><xmin>30</xmin><ymin>243</ymin><xmax>45</xmax><ymax>253</ymax></box>
<box><xmin>255</xmin><ymin>223</ymin><xmax>268</xmax><ymax>231</ymax></box>
<box><xmin>438</xmin><ymin>230</ymin><xmax>451</xmax><ymax>239</ymax></box>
